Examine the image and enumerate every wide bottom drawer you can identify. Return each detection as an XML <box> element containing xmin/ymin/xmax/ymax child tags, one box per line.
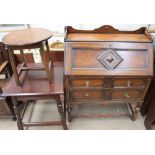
<box><xmin>111</xmin><ymin>90</ymin><xmax>143</xmax><ymax>100</ymax></box>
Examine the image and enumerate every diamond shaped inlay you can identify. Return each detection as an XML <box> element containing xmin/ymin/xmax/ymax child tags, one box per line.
<box><xmin>97</xmin><ymin>49</ymin><xmax>123</xmax><ymax>69</ymax></box>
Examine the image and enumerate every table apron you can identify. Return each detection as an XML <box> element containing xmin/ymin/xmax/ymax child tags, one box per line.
<box><xmin>15</xmin><ymin>94</ymin><xmax>63</xmax><ymax>101</ymax></box>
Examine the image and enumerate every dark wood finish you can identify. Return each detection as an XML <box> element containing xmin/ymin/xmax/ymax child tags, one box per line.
<box><xmin>0</xmin><ymin>43</ymin><xmax>5</xmax><ymax>64</ymax></box>
<box><xmin>49</xmin><ymin>50</ymin><xmax>64</xmax><ymax>62</ymax></box>
<box><xmin>14</xmin><ymin>50</ymin><xmax>64</xmax><ymax>63</ymax></box>
<box><xmin>144</xmin><ymin>90</ymin><xmax>155</xmax><ymax>129</ymax></box>
<box><xmin>70</xmin><ymin>78</ymin><xmax>105</xmax><ymax>88</ymax></box>
<box><xmin>0</xmin><ymin>43</ymin><xmax>9</xmax><ymax>63</ymax></box>
<box><xmin>65</xmin><ymin>34</ymin><xmax>152</xmax><ymax>42</ymax></box>
<box><xmin>65</xmin><ymin>25</ymin><xmax>152</xmax><ymax>42</ymax></box>
<box><xmin>65</xmin><ymin>42</ymin><xmax>153</xmax><ymax>76</ymax></box>
<box><xmin>0</xmin><ymin>43</ymin><xmax>12</xmax><ymax>78</ymax></box>
<box><xmin>143</xmin><ymin>55</ymin><xmax>155</xmax><ymax>129</ymax></box>
<box><xmin>0</xmin><ymin>80</ymin><xmax>15</xmax><ymax>119</ymax></box>
<box><xmin>111</xmin><ymin>89</ymin><xmax>143</xmax><ymax>100</ymax></box>
<box><xmin>70</xmin><ymin>90</ymin><xmax>105</xmax><ymax>101</ymax></box>
<box><xmin>2</xmin><ymin>28</ymin><xmax>53</xmax><ymax>46</ymax></box>
<box><xmin>64</xmin><ymin>25</ymin><xmax>153</xmax><ymax>122</ymax></box>
<box><xmin>113</xmin><ymin>78</ymin><xmax>147</xmax><ymax>88</ymax></box>
<box><xmin>2</xmin><ymin>28</ymin><xmax>53</xmax><ymax>86</ymax></box>
<box><xmin>0</xmin><ymin>43</ymin><xmax>15</xmax><ymax>118</ymax></box>
<box><xmin>141</xmin><ymin>50</ymin><xmax>155</xmax><ymax>116</ymax></box>
<box><xmin>14</xmin><ymin>53</ymin><xmax>35</xmax><ymax>64</ymax></box>
<box><xmin>1</xmin><ymin>62</ymin><xmax>67</xmax><ymax>130</ymax></box>
<box><xmin>65</xmin><ymin>25</ymin><xmax>148</xmax><ymax>34</ymax></box>
<box><xmin>0</xmin><ymin>80</ymin><xmax>15</xmax><ymax>118</ymax></box>
<box><xmin>0</xmin><ymin>46</ymin><xmax>34</xmax><ymax>120</ymax></box>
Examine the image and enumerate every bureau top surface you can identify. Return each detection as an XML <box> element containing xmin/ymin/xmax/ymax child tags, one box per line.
<box><xmin>65</xmin><ymin>33</ymin><xmax>152</xmax><ymax>43</ymax></box>
<box><xmin>65</xmin><ymin>25</ymin><xmax>152</xmax><ymax>43</ymax></box>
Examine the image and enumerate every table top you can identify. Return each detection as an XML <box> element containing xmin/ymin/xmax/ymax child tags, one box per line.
<box><xmin>1</xmin><ymin>62</ymin><xmax>64</xmax><ymax>97</ymax></box>
<box><xmin>2</xmin><ymin>28</ymin><xmax>53</xmax><ymax>46</ymax></box>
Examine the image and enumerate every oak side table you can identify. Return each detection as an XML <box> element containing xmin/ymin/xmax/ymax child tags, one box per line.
<box><xmin>2</xmin><ymin>28</ymin><xmax>53</xmax><ymax>86</ymax></box>
<box><xmin>1</xmin><ymin>62</ymin><xmax>67</xmax><ymax>130</ymax></box>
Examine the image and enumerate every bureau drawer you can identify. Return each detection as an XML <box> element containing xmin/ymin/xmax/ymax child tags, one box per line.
<box><xmin>113</xmin><ymin>78</ymin><xmax>147</xmax><ymax>88</ymax></box>
<box><xmin>70</xmin><ymin>79</ymin><xmax>105</xmax><ymax>88</ymax></box>
<box><xmin>70</xmin><ymin>90</ymin><xmax>105</xmax><ymax>101</ymax></box>
<box><xmin>111</xmin><ymin>90</ymin><xmax>143</xmax><ymax>100</ymax></box>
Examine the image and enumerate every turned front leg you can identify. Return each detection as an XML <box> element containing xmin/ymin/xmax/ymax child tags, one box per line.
<box><xmin>128</xmin><ymin>103</ymin><xmax>140</xmax><ymax>121</ymax></box>
<box><xmin>55</xmin><ymin>95</ymin><xmax>67</xmax><ymax>130</ymax></box>
<box><xmin>67</xmin><ymin>102</ymin><xmax>72</xmax><ymax>122</ymax></box>
<box><xmin>11</xmin><ymin>97</ymin><xmax>23</xmax><ymax>130</ymax></box>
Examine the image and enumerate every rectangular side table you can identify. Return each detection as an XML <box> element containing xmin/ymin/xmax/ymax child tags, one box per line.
<box><xmin>1</xmin><ymin>62</ymin><xmax>67</xmax><ymax>130</ymax></box>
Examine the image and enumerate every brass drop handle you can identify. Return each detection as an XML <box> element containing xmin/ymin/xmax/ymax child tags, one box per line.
<box><xmin>127</xmin><ymin>80</ymin><xmax>131</xmax><ymax>87</ymax></box>
<box><xmin>85</xmin><ymin>80</ymin><xmax>90</xmax><ymax>87</ymax></box>
<box><xmin>84</xmin><ymin>93</ymin><xmax>90</xmax><ymax>97</ymax></box>
<box><xmin>124</xmin><ymin>93</ymin><xmax>130</xmax><ymax>98</ymax></box>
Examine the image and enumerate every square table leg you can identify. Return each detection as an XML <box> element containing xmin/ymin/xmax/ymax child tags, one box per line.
<box><xmin>19</xmin><ymin>48</ymin><xmax>27</xmax><ymax>67</ymax></box>
<box><xmin>40</xmin><ymin>43</ymin><xmax>52</xmax><ymax>83</ymax></box>
<box><xmin>45</xmin><ymin>40</ymin><xmax>53</xmax><ymax>81</ymax></box>
<box><xmin>8</xmin><ymin>48</ymin><xmax>20</xmax><ymax>85</ymax></box>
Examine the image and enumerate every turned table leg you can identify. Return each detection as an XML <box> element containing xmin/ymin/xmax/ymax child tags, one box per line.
<box><xmin>11</xmin><ymin>97</ymin><xmax>23</xmax><ymax>130</ymax></box>
<box><xmin>67</xmin><ymin>103</ymin><xmax>72</xmax><ymax>122</ymax></box>
<box><xmin>6</xmin><ymin>97</ymin><xmax>17</xmax><ymax>121</ymax></box>
<box><xmin>55</xmin><ymin>95</ymin><xmax>67</xmax><ymax>130</ymax></box>
<box><xmin>128</xmin><ymin>103</ymin><xmax>140</xmax><ymax>121</ymax></box>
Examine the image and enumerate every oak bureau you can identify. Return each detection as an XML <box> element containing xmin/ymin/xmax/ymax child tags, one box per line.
<box><xmin>64</xmin><ymin>25</ymin><xmax>153</xmax><ymax>122</ymax></box>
